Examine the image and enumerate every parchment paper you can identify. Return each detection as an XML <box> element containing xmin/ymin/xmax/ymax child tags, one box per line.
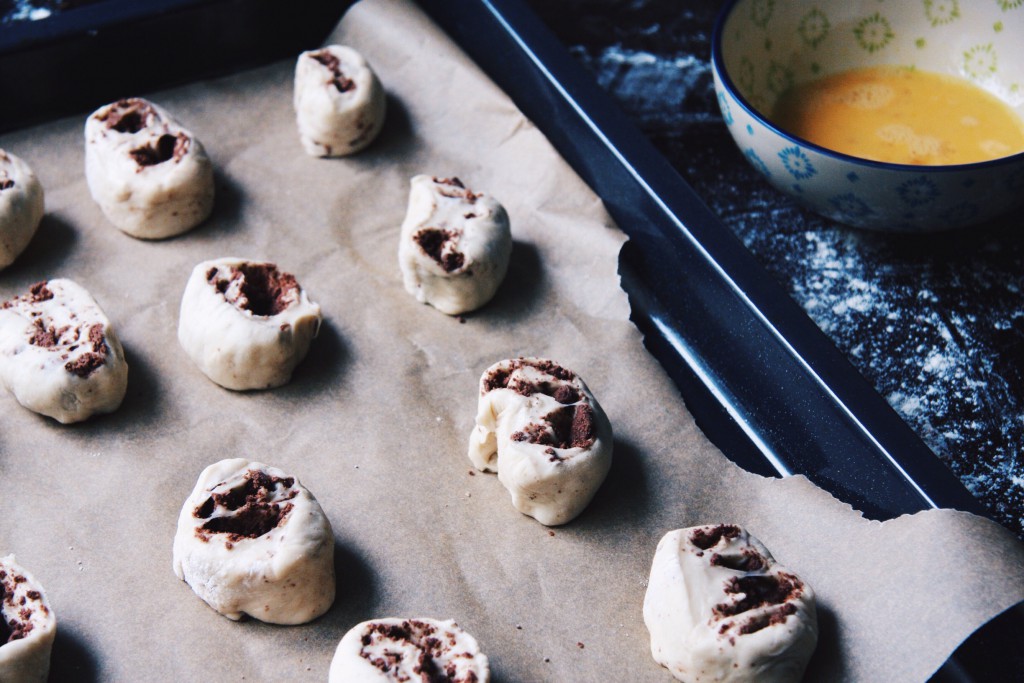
<box><xmin>1</xmin><ymin>0</ymin><xmax>1022</xmax><ymax>680</ymax></box>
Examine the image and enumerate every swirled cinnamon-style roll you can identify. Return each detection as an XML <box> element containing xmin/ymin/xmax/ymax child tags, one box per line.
<box><xmin>0</xmin><ymin>149</ymin><xmax>44</xmax><ymax>270</ymax></box>
<box><xmin>0</xmin><ymin>555</ymin><xmax>56</xmax><ymax>683</ymax></box>
<box><xmin>399</xmin><ymin>176</ymin><xmax>511</xmax><ymax>316</ymax></box>
<box><xmin>85</xmin><ymin>97</ymin><xmax>214</xmax><ymax>239</ymax></box>
<box><xmin>0</xmin><ymin>279</ymin><xmax>128</xmax><ymax>423</ymax></box>
<box><xmin>329</xmin><ymin>618</ymin><xmax>489</xmax><ymax>683</ymax></box>
<box><xmin>643</xmin><ymin>525</ymin><xmax>818</xmax><ymax>683</ymax></box>
<box><xmin>468</xmin><ymin>358</ymin><xmax>613</xmax><ymax>526</ymax></box>
<box><xmin>172</xmin><ymin>458</ymin><xmax>335</xmax><ymax>625</ymax></box>
<box><xmin>177</xmin><ymin>258</ymin><xmax>321</xmax><ymax>390</ymax></box>
<box><xmin>294</xmin><ymin>45</ymin><xmax>386</xmax><ymax>157</ymax></box>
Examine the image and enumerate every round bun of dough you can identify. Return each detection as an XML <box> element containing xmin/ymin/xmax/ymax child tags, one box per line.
<box><xmin>398</xmin><ymin>175</ymin><xmax>512</xmax><ymax>316</ymax></box>
<box><xmin>294</xmin><ymin>44</ymin><xmax>386</xmax><ymax>157</ymax></box>
<box><xmin>85</xmin><ymin>97</ymin><xmax>214</xmax><ymax>239</ymax></box>
<box><xmin>0</xmin><ymin>554</ymin><xmax>56</xmax><ymax>683</ymax></box>
<box><xmin>172</xmin><ymin>458</ymin><xmax>335</xmax><ymax>625</ymax></box>
<box><xmin>329</xmin><ymin>618</ymin><xmax>489</xmax><ymax>683</ymax></box>
<box><xmin>643</xmin><ymin>525</ymin><xmax>818</xmax><ymax>683</ymax></box>
<box><xmin>0</xmin><ymin>279</ymin><xmax>128</xmax><ymax>423</ymax></box>
<box><xmin>177</xmin><ymin>258</ymin><xmax>322</xmax><ymax>390</ymax></box>
<box><xmin>468</xmin><ymin>357</ymin><xmax>613</xmax><ymax>526</ymax></box>
<box><xmin>0</xmin><ymin>149</ymin><xmax>44</xmax><ymax>270</ymax></box>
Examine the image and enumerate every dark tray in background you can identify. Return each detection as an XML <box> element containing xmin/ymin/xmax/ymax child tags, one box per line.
<box><xmin>2</xmin><ymin>0</ymin><xmax>1021</xmax><ymax>679</ymax></box>
<box><xmin>0</xmin><ymin>0</ymin><xmax>346</xmax><ymax>132</ymax></box>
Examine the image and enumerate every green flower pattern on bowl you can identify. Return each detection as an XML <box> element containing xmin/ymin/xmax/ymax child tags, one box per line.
<box><xmin>712</xmin><ymin>0</ymin><xmax>1024</xmax><ymax>230</ymax></box>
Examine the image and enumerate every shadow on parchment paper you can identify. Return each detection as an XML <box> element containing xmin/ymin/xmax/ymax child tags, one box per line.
<box><xmin>803</xmin><ymin>600</ymin><xmax>844</xmax><ymax>681</ymax></box>
<box><xmin>474</xmin><ymin>241</ymin><xmax>545</xmax><ymax>323</ymax></box>
<box><xmin>277</xmin><ymin>318</ymin><xmax>349</xmax><ymax>398</ymax></box>
<box><xmin>189</xmin><ymin>171</ymin><xmax>242</xmax><ymax>242</ymax></box>
<box><xmin>48</xmin><ymin>627</ymin><xmax>99</xmax><ymax>683</ymax></box>
<box><xmin>323</xmin><ymin>541</ymin><xmax>377</xmax><ymax>626</ymax></box>
<box><xmin>71</xmin><ymin>347</ymin><xmax>164</xmax><ymax>436</ymax></box>
<box><xmin>2</xmin><ymin>214</ymin><xmax>79</xmax><ymax>281</ymax></box>
<box><xmin>571</xmin><ymin>438</ymin><xmax>652</xmax><ymax>533</ymax></box>
<box><xmin>370</xmin><ymin>94</ymin><xmax>416</xmax><ymax>159</ymax></box>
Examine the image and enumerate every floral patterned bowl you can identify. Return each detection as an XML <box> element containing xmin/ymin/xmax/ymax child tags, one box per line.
<box><xmin>711</xmin><ymin>0</ymin><xmax>1024</xmax><ymax>231</ymax></box>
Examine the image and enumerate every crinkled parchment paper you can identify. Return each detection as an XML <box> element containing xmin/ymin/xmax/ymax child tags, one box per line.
<box><xmin>1</xmin><ymin>0</ymin><xmax>1022</xmax><ymax>680</ymax></box>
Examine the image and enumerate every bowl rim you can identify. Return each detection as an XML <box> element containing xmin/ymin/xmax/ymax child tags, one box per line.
<box><xmin>710</xmin><ymin>0</ymin><xmax>1024</xmax><ymax>174</ymax></box>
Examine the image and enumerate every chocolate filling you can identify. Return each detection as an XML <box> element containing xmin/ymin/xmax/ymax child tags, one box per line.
<box><xmin>0</xmin><ymin>573</ymin><xmax>33</xmax><ymax>644</ymax></box>
<box><xmin>209</xmin><ymin>263</ymin><xmax>299</xmax><ymax>317</ymax></box>
<box><xmin>738</xmin><ymin>602</ymin><xmax>798</xmax><ymax>635</ymax></box>
<box><xmin>414</xmin><ymin>228</ymin><xmax>465</xmax><ymax>273</ymax></box>
<box><xmin>511</xmin><ymin>403</ymin><xmax>596</xmax><ymax>450</ymax></box>
<box><xmin>690</xmin><ymin>525</ymin><xmax>742</xmax><ymax>550</ymax></box>
<box><xmin>129</xmin><ymin>132</ymin><xmax>189</xmax><ymax>168</ymax></box>
<box><xmin>0</xmin><ymin>178</ymin><xmax>13</xmax><ymax>191</ymax></box>
<box><xmin>710</xmin><ymin>548</ymin><xmax>767</xmax><ymax>572</ymax></box>
<box><xmin>361</xmin><ymin>620</ymin><xmax>476</xmax><ymax>683</ymax></box>
<box><xmin>64</xmin><ymin>324</ymin><xmax>108</xmax><ymax>378</ymax></box>
<box><xmin>434</xmin><ymin>176</ymin><xmax>480</xmax><ymax>202</ymax></box>
<box><xmin>28</xmin><ymin>319</ymin><xmax>68</xmax><ymax>348</ymax></box>
<box><xmin>481</xmin><ymin>359</ymin><xmax>576</xmax><ymax>395</ymax></box>
<box><xmin>194</xmin><ymin>469</ymin><xmax>296</xmax><ymax>542</ymax></box>
<box><xmin>714</xmin><ymin>572</ymin><xmax>804</xmax><ymax>618</ymax></box>
<box><xmin>102</xmin><ymin>98</ymin><xmax>156</xmax><ymax>134</ymax></box>
<box><xmin>310</xmin><ymin>50</ymin><xmax>355</xmax><ymax>92</ymax></box>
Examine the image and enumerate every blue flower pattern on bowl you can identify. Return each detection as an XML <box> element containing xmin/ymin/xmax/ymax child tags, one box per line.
<box><xmin>744</xmin><ymin>148</ymin><xmax>771</xmax><ymax>177</ymax></box>
<box><xmin>897</xmin><ymin>177</ymin><xmax>940</xmax><ymax>207</ymax></box>
<box><xmin>829</xmin><ymin>193</ymin><xmax>874</xmax><ymax>220</ymax></box>
<box><xmin>778</xmin><ymin>146</ymin><xmax>816</xmax><ymax>179</ymax></box>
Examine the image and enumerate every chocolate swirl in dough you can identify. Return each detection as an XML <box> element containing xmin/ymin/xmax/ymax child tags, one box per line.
<box><xmin>0</xmin><ymin>555</ymin><xmax>56</xmax><ymax>683</ymax></box>
<box><xmin>172</xmin><ymin>458</ymin><xmax>335</xmax><ymax>624</ymax></box>
<box><xmin>329</xmin><ymin>617</ymin><xmax>489</xmax><ymax>683</ymax></box>
<box><xmin>644</xmin><ymin>525</ymin><xmax>818</xmax><ymax>683</ymax></box>
<box><xmin>85</xmin><ymin>97</ymin><xmax>214</xmax><ymax>239</ymax></box>
<box><xmin>399</xmin><ymin>176</ymin><xmax>512</xmax><ymax>316</ymax></box>
<box><xmin>0</xmin><ymin>279</ymin><xmax>128</xmax><ymax>423</ymax></box>
<box><xmin>468</xmin><ymin>357</ymin><xmax>613</xmax><ymax>525</ymax></box>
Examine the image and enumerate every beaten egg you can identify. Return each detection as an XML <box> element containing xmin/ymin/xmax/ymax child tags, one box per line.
<box><xmin>771</xmin><ymin>66</ymin><xmax>1024</xmax><ymax>165</ymax></box>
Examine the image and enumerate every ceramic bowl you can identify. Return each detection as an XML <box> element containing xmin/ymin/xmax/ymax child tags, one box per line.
<box><xmin>711</xmin><ymin>0</ymin><xmax>1024</xmax><ymax>231</ymax></box>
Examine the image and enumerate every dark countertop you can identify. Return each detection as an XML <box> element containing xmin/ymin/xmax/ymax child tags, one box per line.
<box><xmin>528</xmin><ymin>0</ymin><xmax>1024</xmax><ymax>537</ymax></box>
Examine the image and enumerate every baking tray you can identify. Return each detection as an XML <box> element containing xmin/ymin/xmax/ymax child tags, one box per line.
<box><xmin>2</xmin><ymin>0</ymin><xmax>1021</xmax><ymax>679</ymax></box>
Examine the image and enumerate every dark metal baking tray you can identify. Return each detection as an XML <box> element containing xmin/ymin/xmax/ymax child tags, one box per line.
<box><xmin>2</xmin><ymin>0</ymin><xmax>1020</xmax><ymax>679</ymax></box>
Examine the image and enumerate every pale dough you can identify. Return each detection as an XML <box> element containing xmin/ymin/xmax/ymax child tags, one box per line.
<box><xmin>398</xmin><ymin>175</ymin><xmax>512</xmax><ymax>315</ymax></box>
<box><xmin>84</xmin><ymin>97</ymin><xmax>214</xmax><ymax>239</ymax></box>
<box><xmin>294</xmin><ymin>44</ymin><xmax>387</xmax><ymax>157</ymax></box>
<box><xmin>0</xmin><ymin>149</ymin><xmax>44</xmax><ymax>270</ymax></box>
<box><xmin>0</xmin><ymin>279</ymin><xmax>128</xmax><ymax>423</ymax></box>
<box><xmin>177</xmin><ymin>257</ymin><xmax>322</xmax><ymax>390</ymax></box>
<box><xmin>329</xmin><ymin>618</ymin><xmax>490</xmax><ymax>682</ymax></box>
<box><xmin>0</xmin><ymin>554</ymin><xmax>56</xmax><ymax>683</ymax></box>
<box><xmin>172</xmin><ymin>458</ymin><xmax>335</xmax><ymax>625</ymax></box>
<box><xmin>468</xmin><ymin>357</ymin><xmax>613</xmax><ymax>526</ymax></box>
<box><xmin>643</xmin><ymin>525</ymin><xmax>818</xmax><ymax>683</ymax></box>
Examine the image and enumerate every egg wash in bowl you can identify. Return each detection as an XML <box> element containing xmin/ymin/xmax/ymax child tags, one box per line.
<box><xmin>712</xmin><ymin>0</ymin><xmax>1024</xmax><ymax>230</ymax></box>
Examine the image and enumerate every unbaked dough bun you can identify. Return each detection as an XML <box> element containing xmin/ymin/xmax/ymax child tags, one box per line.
<box><xmin>0</xmin><ymin>279</ymin><xmax>128</xmax><ymax>423</ymax></box>
<box><xmin>294</xmin><ymin>44</ymin><xmax>386</xmax><ymax>157</ymax></box>
<box><xmin>468</xmin><ymin>357</ymin><xmax>613</xmax><ymax>526</ymax></box>
<box><xmin>85</xmin><ymin>97</ymin><xmax>214</xmax><ymax>239</ymax></box>
<box><xmin>0</xmin><ymin>554</ymin><xmax>56</xmax><ymax>683</ymax></box>
<box><xmin>398</xmin><ymin>175</ymin><xmax>512</xmax><ymax>316</ymax></box>
<box><xmin>643</xmin><ymin>525</ymin><xmax>818</xmax><ymax>683</ymax></box>
<box><xmin>0</xmin><ymin>149</ymin><xmax>44</xmax><ymax>270</ymax></box>
<box><xmin>177</xmin><ymin>258</ymin><xmax>322</xmax><ymax>390</ymax></box>
<box><xmin>329</xmin><ymin>618</ymin><xmax>490</xmax><ymax>683</ymax></box>
<box><xmin>172</xmin><ymin>458</ymin><xmax>335</xmax><ymax>625</ymax></box>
